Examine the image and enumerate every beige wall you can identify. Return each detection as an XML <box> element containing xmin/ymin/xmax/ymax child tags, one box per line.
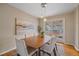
<box><xmin>65</xmin><ymin>12</ymin><xmax>74</xmax><ymax>45</ymax></box>
<box><xmin>74</xmin><ymin>5</ymin><xmax>79</xmax><ymax>50</ymax></box>
<box><xmin>0</xmin><ymin>4</ymin><xmax>38</xmax><ymax>54</ymax></box>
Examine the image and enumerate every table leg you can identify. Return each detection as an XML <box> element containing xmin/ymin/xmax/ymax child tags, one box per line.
<box><xmin>38</xmin><ymin>48</ymin><xmax>41</xmax><ymax>56</ymax></box>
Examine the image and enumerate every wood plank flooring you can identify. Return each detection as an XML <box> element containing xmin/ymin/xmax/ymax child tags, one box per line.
<box><xmin>1</xmin><ymin>49</ymin><xmax>16</xmax><ymax>56</ymax></box>
<box><xmin>64</xmin><ymin>44</ymin><xmax>79</xmax><ymax>56</ymax></box>
<box><xmin>1</xmin><ymin>43</ymin><xmax>79</xmax><ymax>56</ymax></box>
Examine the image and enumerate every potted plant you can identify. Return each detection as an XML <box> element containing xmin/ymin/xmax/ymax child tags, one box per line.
<box><xmin>40</xmin><ymin>31</ymin><xmax>44</xmax><ymax>38</ymax></box>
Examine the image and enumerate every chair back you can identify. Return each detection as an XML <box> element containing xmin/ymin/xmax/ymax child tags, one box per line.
<box><xmin>55</xmin><ymin>43</ymin><xmax>65</xmax><ymax>56</ymax></box>
<box><xmin>15</xmin><ymin>39</ymin><xmax>28</xmax><ymax>56</ymax></box>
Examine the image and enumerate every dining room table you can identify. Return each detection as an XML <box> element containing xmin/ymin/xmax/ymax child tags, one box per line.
<box><xmin>24</xmin><ymin>35</ymin><xmax>52</xmax><ymax>56</ymax></box>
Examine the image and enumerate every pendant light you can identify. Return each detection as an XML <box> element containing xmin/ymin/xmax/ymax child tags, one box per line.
<box><xmin>41</xmin><ymin>3</ymin><xmax>47</xmax><ymax>22</ymax></box>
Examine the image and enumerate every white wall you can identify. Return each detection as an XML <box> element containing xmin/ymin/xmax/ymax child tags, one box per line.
<box><xmin>0</xmin><ymin>4</ymin><xmax>38</xmax><ymax>54</ymax></box>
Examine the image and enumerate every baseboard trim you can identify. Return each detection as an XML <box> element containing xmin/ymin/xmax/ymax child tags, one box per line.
<box><xmin>58</xmin><ymin>42</ymin><xmax>73</xmax><ymax>46</ymax></box>
<box><xmin>74</xmin><ymin>46</ymin><xmax>79</xmax><ymax>51</ymax></box>
<box><xmin>0</xmin><ymin>47</ymin><xmax>16</xmax><ymax>56</ymax></box>
<box><xmin>64</xmin><ymin>43</ymin><xmax>79</xmax><ymax>51</ymax></box>
<box><xmin>58</xmin><ymin>42</ymin><xmax>79</xmax><ymax>51</ymax></box>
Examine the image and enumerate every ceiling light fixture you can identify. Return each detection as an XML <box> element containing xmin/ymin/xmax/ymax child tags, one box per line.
<box><xmin>41</xmin><ymin>3</ymin><xmax>47</xmax><ymax>8</ymax></box>
<box><xmin>44</xmin><ymin>18</ymin><xmax>47</xmax><ymax>22</ymax></box>
<box><xmin>41</xmin><ymin>3</ymin><xmax>47</xmax><ymax>22</ymax></box>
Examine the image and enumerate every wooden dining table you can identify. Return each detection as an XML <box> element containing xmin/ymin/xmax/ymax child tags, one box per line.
<box><xmin>24</xmin><ymin>35</ymin><xmax>52</xmax><ymax>56</ymax></box>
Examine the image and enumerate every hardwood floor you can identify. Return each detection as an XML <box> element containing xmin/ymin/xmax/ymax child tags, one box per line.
<box><xmin>1</xmin><ymin>43</ymin><xmax>79</xmax><ymax>56</ymax></box>
<box><xmin>2</xmin><ymin>49</ymin><xmax>16</xmax><ymax>56</ymax></box>
<box><xmin>64</xmin><ymin>44</ymin><xmax>79</xmax><ymax>56</ymax></box>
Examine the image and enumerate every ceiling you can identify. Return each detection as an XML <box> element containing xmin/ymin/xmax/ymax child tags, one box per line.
<box><xmin>9</xmin><ymin>3</ymin><xmax>79</xmax><ymax>17</ymax></box>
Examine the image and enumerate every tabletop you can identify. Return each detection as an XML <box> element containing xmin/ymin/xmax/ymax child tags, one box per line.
<box><xmin>24</xmin><ymin>35</ymin><xmax>51</xmax><ymax>49</ymax></box>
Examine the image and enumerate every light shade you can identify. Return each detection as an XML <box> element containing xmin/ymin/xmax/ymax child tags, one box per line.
<box><xmin>40</xmin><ymin>16</ymin><xmax>43</xmax><ymax>18</ymax></box>
<box><xmin>44</xmin><ymin>18</ymin><xmax>47</xmax><ymax>22</ymax></box>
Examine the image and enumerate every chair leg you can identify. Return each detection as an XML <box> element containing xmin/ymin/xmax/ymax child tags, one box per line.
<box><xmin>17</xmin><ymin>53</ymin><xmax>20</xmax><ymax>56</ymax></box>
<box><xmin>53</xmin><ymin>48</ymin><xmax>57</xmax><ymax>56</ymax></box>
<box><xmin>36</xmin><ymin>51</ymin><xmax>38</xmax><ymax>56</ymax></box>
<box><xmin>40</xmin><ymin>50</ymin><xmax>51</xmax><ymax>56</ymax></box>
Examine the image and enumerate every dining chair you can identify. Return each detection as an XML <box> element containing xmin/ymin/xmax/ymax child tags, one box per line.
<box><xmin>40</xmin><ymin>35</ymin><xmax>56</xmax><ymax>56</ymax></box>
<box><xmin>40</xmin><ymin>41</ymin><xmax>56</xmax><ymax>56</ymax></box>
<box><xmin>15</xmin><ymin>38</ymin><xmax>38</xmax><ymax>56</ymax></box>
<box><xmin>54</xmin><ymin>43</ymin><xmax>65</xmax><ymax>56</ymax></box>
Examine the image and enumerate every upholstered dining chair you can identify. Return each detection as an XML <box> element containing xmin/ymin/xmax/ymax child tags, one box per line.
<box><xmin>40</xmin><ymin>35</ymin><xmax>56</xmax><ymax>56</ymax></box>
<box><xmin>54</xmin><ymin>43</ymin><xmax>65</xmax><ymax>56</ymax></box>
<box><xmin>15</xmin><ymin>38</ymin><xmax>38</xmax><ymax>56</ymax></box>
